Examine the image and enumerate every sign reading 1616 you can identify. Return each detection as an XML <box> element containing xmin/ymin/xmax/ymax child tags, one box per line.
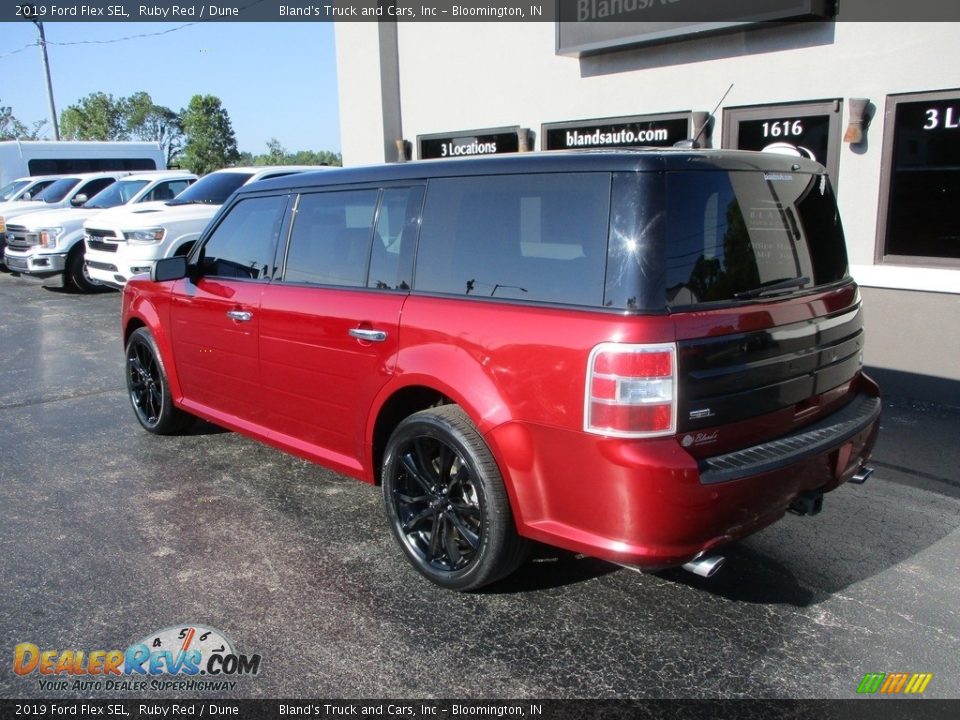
<box><xmin>924</xmin><ymin>105</ymin><xmax>960</xmax><ymax>130</ymax></box>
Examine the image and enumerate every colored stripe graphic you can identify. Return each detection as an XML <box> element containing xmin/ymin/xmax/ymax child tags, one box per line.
<box><xmin>857</xmin><ymin>672</ymin><xmax>932</xmax><ymax>695</ymax></box>
<box><xmin>857</xmin><ymin>673</ymin><xmax>885</xmax><ymax>694</ymax></box>
<box><xmin>904</xmin><ymin>673</ymin><xmax>933</xmax><ymax>694</ymax></box>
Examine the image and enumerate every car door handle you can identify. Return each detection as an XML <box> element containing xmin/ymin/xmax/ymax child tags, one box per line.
<box><xmin>226</xmin><ymin>310</ymin><xmax>253</xmax><ymax>322</ymax></box>
<box><xmin>349</xmin><ymin>328</ymin><xmax>388</xmax><ymax>342</ymax></box>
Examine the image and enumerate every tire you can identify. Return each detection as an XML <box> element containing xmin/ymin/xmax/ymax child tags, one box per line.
<box><xmin>66</xmin><ymin>244</ymin><xmax>100</xmax><ymax>293</ymax></box>
<box><xmin>382</xmin><ymin>405</ymin><xmax>528</xmax><ymax>591</ymax></box>
<box><xmin>125</xmin><ymin>327</ymin><xmax>194</xmax><ymax>435</ymax></box>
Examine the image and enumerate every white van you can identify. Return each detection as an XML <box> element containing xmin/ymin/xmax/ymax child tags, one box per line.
<box><xmin>0</xmin><ymin>141</ymin><xmax>165</xmax><ymax>189</ymax></box>
<box><xmin>84</xmin><ymin>166</ymin><xmax>317</xmax><ymax>289</ymax></box>
<box><xmin>4</xmin><ymin>171</ymin><xmax>196</xmax><ymax>291</ymax></box>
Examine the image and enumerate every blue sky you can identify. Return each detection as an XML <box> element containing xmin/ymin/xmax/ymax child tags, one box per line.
<box><xmin>0</xmin><ymin>22</ymin><xmax>341</xmax><ymax>155</ymax></box>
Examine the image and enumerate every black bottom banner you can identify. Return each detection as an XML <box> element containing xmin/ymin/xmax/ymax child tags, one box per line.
<box><xmin>2</xmin><ymin>699</ymin><xmax>959</xmax><ymax>720</ymax></box>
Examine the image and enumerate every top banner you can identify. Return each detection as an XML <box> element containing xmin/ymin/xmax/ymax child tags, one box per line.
<box><xmin>4</xmin><ymin>0</ymin><xmax>960</xmax><ymax>22</ymax></box>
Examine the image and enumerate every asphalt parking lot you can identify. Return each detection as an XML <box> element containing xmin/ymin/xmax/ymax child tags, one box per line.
<box><xmin>1</xmin><ymin>269</ymin><xmax>959</xmax><ymax>701</ymax></box>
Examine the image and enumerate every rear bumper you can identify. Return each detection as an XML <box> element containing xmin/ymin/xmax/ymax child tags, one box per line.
<box><xmin>699</xmin><ymin>394</ymin><xmax>881</xmax><ymax>485</ymax></box>
<box><xmin>487</xmin><ymin>389</ymin><xmax>881</xmax><ymax>569</ymax></box>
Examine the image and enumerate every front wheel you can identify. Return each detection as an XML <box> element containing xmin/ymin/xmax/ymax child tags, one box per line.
<box><xmin>66</xmin><ymin>244</ymin><xmax>100</xmax><ymax>293</ymax></box>
<box><xmin>382</xmin><ymin>405</ymin><xmax>528</xmax><ymax>591</ymax></box>
<box><xmin>125</xmin><ymin>327</ymin><xmax>193</xmax><ymax>435</ymax></box>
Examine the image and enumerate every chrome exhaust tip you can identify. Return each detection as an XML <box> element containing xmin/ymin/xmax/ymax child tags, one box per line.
<box><xmin>849</xmin><ymin>466</ymin><xmax>874</xmax><ymax>485</ymax></box>
<box><xmin>681</xmin><ymin>554</ymin><xmax>726</xmax><ymax>578</ymax></box>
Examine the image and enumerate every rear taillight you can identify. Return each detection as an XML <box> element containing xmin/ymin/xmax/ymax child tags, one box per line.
<box><xmin>585</xmin><ymin>342</ymin><xmax>677</xmax><ymax>438</ymax></box>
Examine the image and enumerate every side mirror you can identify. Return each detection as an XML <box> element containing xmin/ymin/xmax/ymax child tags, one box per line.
<box><xmin>152</xmin><ymin>256</ymin><xmax>188</xmax><ymax>283</ymax></box>
<box><xmin>70</xmin><ymin>194</ymin><xmax>88</xmax><ymax>207</ymax></box>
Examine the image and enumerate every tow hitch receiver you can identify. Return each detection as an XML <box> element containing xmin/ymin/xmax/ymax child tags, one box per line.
<box><xmin>789</xmin><ymin>489</ymin><xmax>824</xmax><ymax>516</ymax></box>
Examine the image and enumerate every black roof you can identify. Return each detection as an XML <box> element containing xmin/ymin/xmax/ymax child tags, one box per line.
<box><xmin>240</xmin><ymin>148</ymin><xmax>826</xmax><ymax>196</ymax></box>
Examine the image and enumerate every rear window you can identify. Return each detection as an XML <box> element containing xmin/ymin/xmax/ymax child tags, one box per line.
<box><xmin>414</xmin><ymin>173</ymin><xmax>611</xmax><ymax>307</ymax></box>
<box><xmin>661</xmin><ymin>171</ymin><xmax>848</xmax><ymax>307</ymax></box>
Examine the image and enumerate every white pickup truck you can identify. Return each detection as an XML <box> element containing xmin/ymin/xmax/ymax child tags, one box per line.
<box><xmin>3</xmin><ymin>171</ymin><xmax>196</xmax><ymax>291</ymax></box>
<box><xmin>83</xmin><ymin>166</ymin><xmax>317</xmax><ymax>289</ymax></box>
<box><xmin>0</xmin><ymin>171</ymin><xmax>137</xmax><ymax>266</ymax></box>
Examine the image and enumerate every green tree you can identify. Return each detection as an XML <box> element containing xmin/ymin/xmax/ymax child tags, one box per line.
<box><xmin>242</xmin><ymin>139</ymin><xmax>342</xmax><ymax>167</ymax></box>
<box><xmin>60</xmin><ymin>92</ymin><xmax>127</xmax><ymax>140</ymax></box>
<box><xmin>179</xmin><ymin>94</ymin><xmax>240</xmax><ymax>175</ymax></box>
<box><xmin>0</xmin><ymin>102</ymin><xmax>46</xmax><ymax>140</ymax></box>
<box><xmin>265</xmin><ymin>137</ymin><xmax>286</xmax><ymax>164</ymax></box>
<box><xmin>123</xmin><ymin>91</ymin><xmax>184</xmax><ymax>166</ymax></box>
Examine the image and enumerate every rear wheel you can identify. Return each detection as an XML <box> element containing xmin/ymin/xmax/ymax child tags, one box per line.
<box><xmin>382</xmin><ymin>405</ymin><xmax>528</xmax><ymax>591</ymax></box>
<box><xmin>125</xmin><ymin>327</ymin><xmax>193</xmax><ymax>435</ymax></box>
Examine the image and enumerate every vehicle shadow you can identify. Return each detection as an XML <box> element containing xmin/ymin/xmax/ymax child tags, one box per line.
<box><xmin>186</xmin><ymin>418</ymin><xmax>231</xmax><ymax>436</ymax></box>
<box><xmin>485</xmin><ymin>544</ymin><xmax>619</xmax><ymax>593</ymax></box>
<box><xmin>41</xmin><ymin>283</ymin><xmax>115</xmax><ymax>295</ymax></box>
<box><xmin>653</xmin><ymin>545</ymin><xmax>818</xmax><ymax>606</ymax></box>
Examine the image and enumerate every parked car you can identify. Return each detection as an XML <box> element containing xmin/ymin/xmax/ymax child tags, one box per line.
<box><xmin>122</xmin><ymin>150</ymin><xmax>880</xmax><ymax>591</ymax></box>
<box><xmin>0</xmin><ymin>175</ymin><xmax>62</xmax><ymax>205</ymax></box>
<box><xmin>0</xmin><ymin>172</ymin><xmax>130</xmax><ymax>262</ymax></box>
<box><xmin>3</xmin><ymin>171</ymin><xmax>196</xmax><ymax>291</ymax></box>
<box><xmin>83</xmin><ymin>166</ymin><xmax>318</xmax><ymax>289</ymax></box>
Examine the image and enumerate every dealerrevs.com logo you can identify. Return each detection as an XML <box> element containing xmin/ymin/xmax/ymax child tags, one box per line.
<box><xmin>14</xmin><ymin>625</ymin><xmax>261</xmax><ymax>692</ymax></box>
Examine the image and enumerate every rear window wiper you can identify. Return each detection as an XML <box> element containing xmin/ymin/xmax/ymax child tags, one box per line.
<box><xmin>733</xmin><ymin>276</ymin><xmax>811</xmax><ymax>300</ymax></box>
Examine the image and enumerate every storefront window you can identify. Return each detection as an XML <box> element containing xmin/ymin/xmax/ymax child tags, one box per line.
<box><xmin>880</xmin><ymin>90</ymin><xmax>960</xmax><ymax>263</ymax></box>
<box><xmin>722</xmin><ymin>100</ymin><xmax>842</xmax><ymax>184</ymax></box>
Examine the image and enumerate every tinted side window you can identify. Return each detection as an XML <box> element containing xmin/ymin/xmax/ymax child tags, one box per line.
<box><xmin>414</xmin><ymin>173</ymin><xmax>610</xmax><ymax>306</ymax></box>
<box><xmin>77</xmin><ymin>177</ymin><xmax>116</xmax><ymax>199</ymax></box>
<box><xmin>145</xmin><ymin>179</ymin><xmax>192</xmax><ymax>201</ymax></box>
<box><xmin>198</xmin><ymin>195</ymin><xmax>288</xmax><ymax>280</ymax></box>
<box><xmin>283</xmin><ymin>190</ymin><xmax>378</xmax><ymax>287</ymax></box>
<box><xmin>27</xmin><ymin>158</ymin><xmax>157</xmax><ymax>174</ymax></box>
<box><xmin>368</xmin><ymin>186</ymin><xmax>423</xmax><ymax>291</ymax></box>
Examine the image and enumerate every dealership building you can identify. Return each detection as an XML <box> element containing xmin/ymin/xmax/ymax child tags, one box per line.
<box><xmin>334</xmin><ymin>8</ymin><xmax>960</xmax><ymax>405</ymax></box>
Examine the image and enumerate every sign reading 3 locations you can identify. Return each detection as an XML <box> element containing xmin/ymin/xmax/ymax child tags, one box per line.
<box><xmin>543</xmin><ymin>113</ymin><xmax>694</xmax><ymax>150</ymax></box>
<box><xmin>418</xmin><ymin>127</ymin><xmax>522</xmax><ymax>160</ymax></box>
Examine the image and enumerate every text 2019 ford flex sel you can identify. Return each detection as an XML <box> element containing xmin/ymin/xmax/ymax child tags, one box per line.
<box><xmin>121</xmin><ymin>150</ymin><xmax>880</xmax><ymax>590</ymax></box>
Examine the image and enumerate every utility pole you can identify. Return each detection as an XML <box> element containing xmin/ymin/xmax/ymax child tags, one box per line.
<box><xmin>33</xmin><ymin>20</ymin><xmax>60</xmax><ymax>140</ymax></box>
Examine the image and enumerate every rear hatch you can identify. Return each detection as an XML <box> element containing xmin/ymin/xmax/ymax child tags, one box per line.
<box><xmin>657</xmin><ymin>163</ymin><xmax>867</xmax><ymax>453</ymax></box>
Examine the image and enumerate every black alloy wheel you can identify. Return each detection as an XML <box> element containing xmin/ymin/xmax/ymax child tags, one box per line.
<box><xmin>125</xmin><ymin>327</ymin><xmax>193</xmax><ymax>435</ymax></box>
<box><xmin>382</xmin><ymin>405</ymin><xmax>527</xmax><ymax>591</ymax></box>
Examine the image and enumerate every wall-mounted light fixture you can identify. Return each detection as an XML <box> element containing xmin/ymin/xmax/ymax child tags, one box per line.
<box><xmin>844</xmin><ymin>98</ymin><xmax>872</xmax><ymax>144</ymax></box>
<box><xmin>517</xmin><ymin>128</ymin><xmax>535</xmax><ymax>152</ymax></box>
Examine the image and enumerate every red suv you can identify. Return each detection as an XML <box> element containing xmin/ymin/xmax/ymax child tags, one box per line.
<box><xmin>122</xmin><ymin>150</ymin><xmax>880</xmax><ymax>590</ymax></box>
